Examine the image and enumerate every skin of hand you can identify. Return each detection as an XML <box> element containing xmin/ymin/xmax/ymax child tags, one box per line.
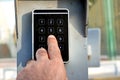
<box><xmin>16</xmin><ymin>35</ymin><xmax>67</xmax><ymax>80</ymax></box>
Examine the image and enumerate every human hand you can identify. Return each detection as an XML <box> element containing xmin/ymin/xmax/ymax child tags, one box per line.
<box><xmin>16</xmin><ymin>35</ymin><xmax>67</xmax><ymax>80</ymax></box>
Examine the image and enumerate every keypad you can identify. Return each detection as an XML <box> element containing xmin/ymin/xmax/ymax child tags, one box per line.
<box><xmin>33</xmin><ymin>9</ymin><xmax>69</xmax><ymax>62</ymax></box>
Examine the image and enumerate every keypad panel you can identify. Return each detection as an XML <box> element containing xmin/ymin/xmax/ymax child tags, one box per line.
<box><xmin>33</xmin><ymin>10</ymin><xmax>69</xmax><ymax>62</ymax></box>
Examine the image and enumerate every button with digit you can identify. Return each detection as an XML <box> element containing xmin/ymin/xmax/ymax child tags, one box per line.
<box><xmin>39</xmin><ymin>27</ymin><xmax>45</xmax><ymax>34</ymax></box>
<box><xmin>57</xmin><ymin>19</ymin><xmax>64</xmax><ymax>25</ymax></box>
<box><xmin>39</xmin><ymin>36</ymin><xmax>45</xmax><ymax>42</ymax></box>
<box><xmin>48</xmin><ymin>27</ymin><xmax>54</xmax><ymax>34</ymax></box>
<box><xmin>48</xmin><ymin>19</ymin><xmax>54</xmax><ymax>25</ymax></box>
<box><xmin>57</xmin><ymin>35</ymin><xmax>64</xmax><ymax>42</ymax></box>
<box><xmin>59</xmin><ymin>44</ymin><xmax>64</xmax><ymax>51</ymax></box>
<box><xmin>38</xmin><ymin>19</ymin><xmax>45</xmax><ymax>25</ymax></box>
<box><xmin>57</xmin><ymin>27</ymin><xmax>64</xmax><ymax>34</ymax></box>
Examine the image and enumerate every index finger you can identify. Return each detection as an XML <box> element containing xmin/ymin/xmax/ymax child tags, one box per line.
<box><xmin>47</xmin><ymin>35</ymin><xmax>62</xmax><ymax>60</ymax></box>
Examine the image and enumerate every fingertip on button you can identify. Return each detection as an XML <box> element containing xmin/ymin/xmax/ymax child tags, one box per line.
<box><xmin>48</xmin><ymin>35</ymin><xmax>56</xmax><ymax>39</ymax></box>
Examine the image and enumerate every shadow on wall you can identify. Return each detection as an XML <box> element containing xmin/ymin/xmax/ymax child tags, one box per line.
<box><xmin>17</xmin><ymin>12</ymin><xmax>32</xmax><ymax>67</ymax></box>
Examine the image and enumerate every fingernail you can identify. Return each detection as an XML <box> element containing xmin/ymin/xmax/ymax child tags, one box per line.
<box><xmin>36</xmin><ymin>48</ymin><xmax>42</xmax><ymax>55</ymax></box>
<box><xmin>48</xmin><ymin>35</ymin><xmax>55</xmax><ymax>38</ymax></box>
<box><xmin>37</xmin><ymin>48</ymin><xmax>45</xmax><ymax>53</ymax></box>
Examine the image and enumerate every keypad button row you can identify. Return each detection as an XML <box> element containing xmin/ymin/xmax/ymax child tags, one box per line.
<box><xmin>39</xmin><ymin>27</ymin><xmax>64</xmax><ymax>34</ymax></box>
<box><xmin>39</xmin><ymin>35</ymin><xmax>64</xmax><ymax>42</ymax></box>
<box><xmin>39</xmin><ymin>44</ymin><xmax>64</xmax><ymax>51</ymax></box>
<box><xmin>39</xmin><ymin>19</ymin><xmax>64</xmax><ymax>25</ymax></box>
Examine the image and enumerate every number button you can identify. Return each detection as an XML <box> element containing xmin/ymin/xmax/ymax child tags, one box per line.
<box><xmin>39</xmin><ymin>27</ymin><xmax>45</xmax><ymax>34</ymax></box>
<box><xmin>57</xmin><ymin>27</ymin><xmax>64</xmax><ymax>34</ymax></box>
<box><xmin>39</xmin><ymin>36</ymin><xmax>45</xmax><ymax>42</ymax></box>
<box><xmin>48</xmin><ymin>27</ymin><xmax>54</xmax><ymax>34</ymax></box>
<box><xmin>48</xmin><ymin>19</ymin><xmax>54</xmax><ymax>25</ymax></box>
<box><xmin>59</xmin><ymin>44</ymin><xmax>64</xmax><ymax>51</ymax></box>
<box><xmin>57</xmin><ymin>35</ymin><xmax>64</xmax><ymax>42</ymax></box>
<box><xmin>38</xmin><ymin>19</ymin><xmax>45</xmax><ymax>25</ymax></box>
<box><xmin>57</xmin><ymin>19</ymin><xmax>64</xmax><ymax>25</ymax></box>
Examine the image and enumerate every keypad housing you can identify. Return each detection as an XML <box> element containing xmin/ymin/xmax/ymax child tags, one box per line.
<box><xmin>33</xmin><ymin>9</ymin><xmax>69</xmax><ymax>62</ymax></box>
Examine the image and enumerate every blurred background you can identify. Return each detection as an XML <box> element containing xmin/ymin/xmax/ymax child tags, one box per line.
<box><xmin>0</xmin><ymin>0</ymin><xmax>120</xmax><ymax>80</ymax></box>
<box><xmin>0</xmin><ymin>0</ymin><xmax>17</xmax><ymax>80</ymax></box>
<box><xmin>88</xmin><ymin>0</ymin><xmax>120</xmax><ymax>80</ymax></box>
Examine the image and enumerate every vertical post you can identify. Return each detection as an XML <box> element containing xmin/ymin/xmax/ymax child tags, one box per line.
<box><xmin>103</xmin><ymin>0</ymin><xmax>116</xmax><ymax>59</ymax></box>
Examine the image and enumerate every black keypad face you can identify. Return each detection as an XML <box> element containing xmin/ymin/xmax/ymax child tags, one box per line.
<box><xmin>33</xmin><ymin>10</ymin><xmax>69</xmax><ymax>62</ymax></box>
